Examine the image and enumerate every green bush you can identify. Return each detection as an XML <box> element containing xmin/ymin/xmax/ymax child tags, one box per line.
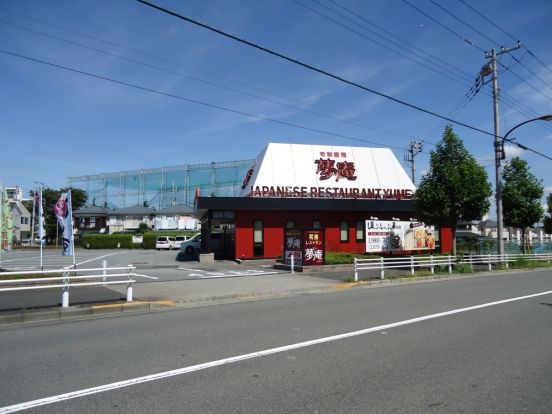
<box><xmin>80</xmin><ymin>231</ymin><xmax>198</xmax><ymax>249</ymax></box>
<box><xmin>325</xmin><ymin>252</ymin><xmax>378</xmax><ymax>265</ymax></box>
<box><xmin>80</xmin><ymin>234</ymin><xmax>134</xmax><ymax>249</ymax></box>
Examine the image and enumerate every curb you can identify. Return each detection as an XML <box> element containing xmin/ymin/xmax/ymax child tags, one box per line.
<box><xmin>0</xmin><ymin>300</ymin><xmax>176</xmax><ymax>326</ymax></box>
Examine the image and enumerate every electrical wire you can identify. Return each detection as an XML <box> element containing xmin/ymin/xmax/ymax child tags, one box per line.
<box><xmin>408</xmin><ymin>0</ymin><xmax>552</xmax><ymax>105</ymax></box>
<box><xmin>0</xmin><ymin>19</ymin><xmax>412</xmax><ymax>142</ymax></box>
<box><xmin>457</xmin><ymin>0</ymin><xmax>552</xmax><ymax>76</ymax></box>
<box><xmin>136</xmin><ymin>0</ymin><xmax>497</xmax><ymax>138</ymax></box>
<box><xmin>310</xmin><ymin>0</ymin><xmax>552</xmax><ymax>133</ymax></box>
<box><xmin>0</xmin><ymin>48</ymin><xmax>408</xmax><ymax>151</ymax></box>
<box><xmin>314</xmin><ymin>0</ymin><xmax>548</xmax><ymax>128</ymax></box>
<box><xmin>295</xmin><ymin>0</ymin><xmax>473</xmax><ymax>88</ymax></box>
<box><xmin>134</xmin><ymin>0</ymin><xmax>552</xmax><ymax>161</ymax></box>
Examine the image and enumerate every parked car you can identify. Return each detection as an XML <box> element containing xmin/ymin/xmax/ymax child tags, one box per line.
<box><xmin>156</xmin><ymin>236</ymin><xmax>176</xmax><ymax>250</ymax></box>
<box><xmin>180</xmin><ymin>233</ymin><xmax>222</xmax><ymax>254</ymax></box>
<box><xmin>179</xmin><ymin>234</ymin><xmax>202</xmax><ymax>254</ymax></box>
<box><xmin>174</xmin><ymin>235</ymin><xmax>191</xmax><ymax>247</ymax></box>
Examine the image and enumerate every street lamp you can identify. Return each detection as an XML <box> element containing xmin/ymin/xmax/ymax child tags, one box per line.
<box><xmin>495</xmin><ymin>114</ymin><xmax>552</xmax><ymax>256</ymax></box>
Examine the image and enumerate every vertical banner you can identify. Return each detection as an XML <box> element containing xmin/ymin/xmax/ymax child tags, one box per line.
<box><xmin>1</xmin><ymin>186</ymin><xmax>13</xmax><ymax>251</ymax></box>
<box><xmin>37</xmin><ymin>188</ymin><xmax>46</xmax><ymax>245</ymax></box>
<box><xmin>302</xmin><ymin>229</ymin><xmax>325</xmax><ymax>266</ymax></box>
<box><xmin>54</xmin><ymin>192</ymin><xmax>74</xmax><ymax>256</ymax></box>
<box><xmin>284</xmin><ymin>229</ymin><xmax>302</xmax><ymax>266</ymax></box>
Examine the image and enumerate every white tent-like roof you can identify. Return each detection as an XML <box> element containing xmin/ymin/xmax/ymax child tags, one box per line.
<box><xmin>239</xmin><ymin>143</ymin><xmax>415</xmax><ymax>200</ymax></box>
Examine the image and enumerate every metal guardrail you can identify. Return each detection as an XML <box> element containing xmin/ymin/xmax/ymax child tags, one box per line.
<box><xmin>354</xmin><ymin>253</ymin><xmax>552</xmax><ymax>282</ymax></box>
<box><xmin>0</xmin><ymin>265</ymin><xmax>136</xmax><ymax>308</ymax></box>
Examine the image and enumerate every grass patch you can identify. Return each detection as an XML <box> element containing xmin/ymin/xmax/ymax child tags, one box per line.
<box><xmin>0</xmin><ymin>272</ymin><xmax>64</xmax><ymax>280</ymax></box>
<box><xmin>508</xmin><ymin>258</ymin><xmax>552</xmax><ymax>269</ymax></box>
<box><xmin>325</xmin><ymin>252</ymin><xmax>378</xmax><ymax>265</ymax></box>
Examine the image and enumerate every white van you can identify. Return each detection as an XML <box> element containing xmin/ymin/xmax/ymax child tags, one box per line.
<box><xmin>156</xmin><ymin>236</ymin><xmax>176</xmax><ymax>250</ymax></box>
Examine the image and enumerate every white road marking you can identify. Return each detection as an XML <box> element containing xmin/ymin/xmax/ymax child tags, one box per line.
<box><xmin>2</xmin><ymin>289</ymin><xmax>550</xmax><ymax>413</ymax></box>
<box><xmin>76</xmin><ymin>252</ymin><xmax>123</xmax><ymax>266</ymax></box>
<box><xmin>133</xmin><ymin>273</ymin><xmax>159</xmax><ymax>280</ymax></box>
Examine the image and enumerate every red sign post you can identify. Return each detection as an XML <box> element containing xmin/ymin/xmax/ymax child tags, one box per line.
<box><xmin>302</xmin><ymin>229</ymin><xmax>325</xmax><ymax>266</ymax></box>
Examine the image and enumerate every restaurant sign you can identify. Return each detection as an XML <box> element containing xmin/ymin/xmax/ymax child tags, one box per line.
<box><xmin>284</xmin><ymin>228</ymin><xmax>325</xmax><ymax>266</ymax></box>
<box><xmin>365</xmin><ymin>220</ymin><xmax>436</xmax><ymax>253</ymax></box>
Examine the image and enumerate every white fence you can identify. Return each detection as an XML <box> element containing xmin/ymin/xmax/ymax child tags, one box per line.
<box><xmin>354</xmin><ymin>253</ymin><xmax>552</xmax><ymax>282</ymax></box>
<box><xmin>0</xmin><ymin>265</ymin><xmax>136</xmax><ymax>308</ymax></box>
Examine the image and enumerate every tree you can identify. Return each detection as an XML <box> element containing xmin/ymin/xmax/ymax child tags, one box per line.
<box><xmin>501</xmin><ymin>157</ymin><xmax>544</xmax><ymax>253</ymax></box>
<box><xmin>26</xmin><ymin>187</ymin><xmax>87</xmax><ymax>244</ymax></box>
<box><xmin>415</xmin><ymin>126</ymin><xmax>492</xmax><ymax>255</ymax></box>
<box><xmin>544</xmin><ymin>193</ymin><xmax>552</xmax><ymax>235</ymax></box>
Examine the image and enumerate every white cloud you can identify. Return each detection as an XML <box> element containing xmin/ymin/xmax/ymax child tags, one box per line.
<box><xmin>503</xmin><ymin>144</ymin><xmax>526</xmax><ymax>158</ymax></box>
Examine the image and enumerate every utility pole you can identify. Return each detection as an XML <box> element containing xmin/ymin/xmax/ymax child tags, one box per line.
<box><xmin>404</xmin><ymin>140</ymin><xmax>423</xmax><ymax>185</ymax></box>
<box><xmin>480</xmin><ymin>42</ymin><xmax>521</xmax><ymax>257</ymax></box>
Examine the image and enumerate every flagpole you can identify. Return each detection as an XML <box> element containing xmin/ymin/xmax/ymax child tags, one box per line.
<box><xmin>39</xmin><ymin>185</ymin><xmax>43</xmax><ymax>271</ymax></box>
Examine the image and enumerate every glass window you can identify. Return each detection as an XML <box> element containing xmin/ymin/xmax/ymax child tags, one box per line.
<box><xmin>356</xmin><ymin>220</ymin><xmax>365</xmax><ymax>241</ymax></box>
<box><xmin>254</xmin><ymin>220</ymin><xmax>264</xmax><ymax>243</ymax></box>
<box><xmin>340</xmin><ymin>221</ymin><xmax>349</xmax><ymax>242</ymax></box>
<box><xmin>253</xmin><ymin>220</ymin><xmax>264</xmax><ymax>256</ymax></box>
<box><xmin>312</xmin><ymin>220</ymin><xmax>321</xmax><ymax>229</ymax></box>
<box><xmin>285</xmin><ymin>220</ymin><xmax>296</xmax><ymax>229</ymax></box>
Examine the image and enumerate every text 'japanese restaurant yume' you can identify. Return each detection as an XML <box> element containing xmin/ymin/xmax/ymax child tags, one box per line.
<box><xmin>194</xmin><ymin>143</ymin><xmax>453</xmax><ymax>263</ymax></box>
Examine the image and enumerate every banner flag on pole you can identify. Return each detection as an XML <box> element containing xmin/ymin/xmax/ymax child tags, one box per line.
<box><xmin>1</xmin><ymin>187</ymin><xmax>14</xmax><ymax>251</ymax></box>
<box><xmin>38</xmin><ymin>187</ymin><xmax>46</xmax><ymax>245</ymax></box>
<box><xmin>54</xmin><ymin>192</ymin><xmax>73</xmax><ymax>256</ymax></box>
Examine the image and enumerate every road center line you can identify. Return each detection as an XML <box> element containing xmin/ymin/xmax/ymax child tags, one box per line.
<box><xmin>2</xmin><ymin>289</ymin><xmax>551</xmax><ymax>413</ymax></box>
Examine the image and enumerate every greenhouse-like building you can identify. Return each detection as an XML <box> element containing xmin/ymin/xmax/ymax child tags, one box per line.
<box><xmin>67</xmin><ymin>159</ymin><xmax>253</xmax><ymax>210</ymax></box>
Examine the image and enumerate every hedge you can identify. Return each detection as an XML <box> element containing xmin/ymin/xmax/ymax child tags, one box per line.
<box><xmin>80</xmin><ymin>231</ymin><xmax>198</xmax><ymax>249</ymax></box>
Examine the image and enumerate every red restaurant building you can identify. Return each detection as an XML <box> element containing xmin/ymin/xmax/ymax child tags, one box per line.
<box><xmin>195</xmin><ymin>143</ymin><xmax>453</xmax><ymax>260</ymax></box>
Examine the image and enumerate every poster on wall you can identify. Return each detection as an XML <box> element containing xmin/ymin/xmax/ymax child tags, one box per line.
<box><xmin>284</xmin><ymin>229</ymin><xmax>302</xmax><ymax>266</ymax></box>
<box><xmin>365</xmin><ymin>220</ymin><xmax>436</xmax><ymax>253</ymax></box>
<box><xmin>303</xmin><ymin>229</ymin><xmax>325</xmax><ymax>266</ymax></box>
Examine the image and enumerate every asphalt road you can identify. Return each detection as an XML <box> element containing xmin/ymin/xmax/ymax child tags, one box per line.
<box><xmin>0</xmin><ymin>249</ymin><xmax>284</xmax><ymax>282</ymax></box>
<box><xmin>0</xmin><ymin>269</ymin><xmax>551</xmax><ymax>413</ymax></box>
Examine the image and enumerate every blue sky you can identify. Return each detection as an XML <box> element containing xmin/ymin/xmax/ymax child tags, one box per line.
<box><xmin>1</xmin><ymin>0</ymin><xmax>551</xmax><ymax>216</ymax></box>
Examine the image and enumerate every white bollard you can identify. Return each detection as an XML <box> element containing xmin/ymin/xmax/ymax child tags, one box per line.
<box><xmin>380</xmin><ymin>256</ymin><xmax>385</xmax><ymax>280</ymax></box>
<box><xmin>410</xmin><ymin>256</ymin><xmax>415</xmax><ymax>275</ymax></box>
<box><xmin>430</xmin><ymin>255</ymin><xmax>434</xmax><ymax>275</ymax></box>
<box><xmin>61</xmin><ymin>271</ymin><xmax>69</xmax><ymax>308</ymax></box>
<box><xmin>448</xmin><ymin>255</ymin><xmax>452</xmax><ymax>274</ymax></box>
<box><xmin>291</xmin><ymin>254</ymin><xmax>295</xmax><ymax>274</ymax></box>
<box><xmin>126</xmin><ymin>266</ymin><xmax>133</xmax><ymax>302</ymax></box>
<box><xmin>354</xmin><ymin>257</ymin><xmax>358</xmax><ymax>282</ymax></box>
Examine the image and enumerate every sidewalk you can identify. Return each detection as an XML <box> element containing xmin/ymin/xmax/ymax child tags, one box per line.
<box><xmin>0</xmin><ymin>268</ymin><xmax>349</xmax><ymax>325</ymax></box>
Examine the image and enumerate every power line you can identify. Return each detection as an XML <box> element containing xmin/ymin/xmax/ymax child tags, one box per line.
<box><xmin>134</xmin><ymin>0</ymin><xmax>552</xmax><ymax>161</ymax></box>
<box><xmin>400</xmin><ymin>0</ymin><xmax>552</xmax><ymax>131</ymax></box>
<box><xmin>400</xmin><ymin>0</ymin><xmax>484</xmax><ymax>51</ymax></box>
<box><xmin>0</xmin><ymin>48</ymin><xmax>408</xmax><ymax>151</ymax></box>
<box><xmin>135</xmin><ymin>0</ymin><xmax>552</xmax><ymax>160</ymax></box>
<box><xmin>136</xmin><ymin>0</ymin><xmax>497</xmax><ymax>138</ymax></box>
<box><xmin>4</xmin><ymin>5</ymin><xmax>541</xmax><ymax>136</ymax></box>
<box><xmin>304</xmin><ymin>0</ymin><xmax>552</xmax><ymax>135</ymax></box>
<box><xmin>295</xmin><ymin>0</ymin><xmax>473</xmax><ymax>88</ymax></box>
<box><xmin>409</xmin><ymin>0</ymin><xmax>552</xmax><ymax>104</ymax></box>
<box><xmin>457</xmin><ymin>0</ymin><xmax>552</xmax><ymax>76</ymax></box>
<box><xmin>0</xmin><ymin>19</ymin><xmax>412</xmax><ymax>142</ymax></box>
